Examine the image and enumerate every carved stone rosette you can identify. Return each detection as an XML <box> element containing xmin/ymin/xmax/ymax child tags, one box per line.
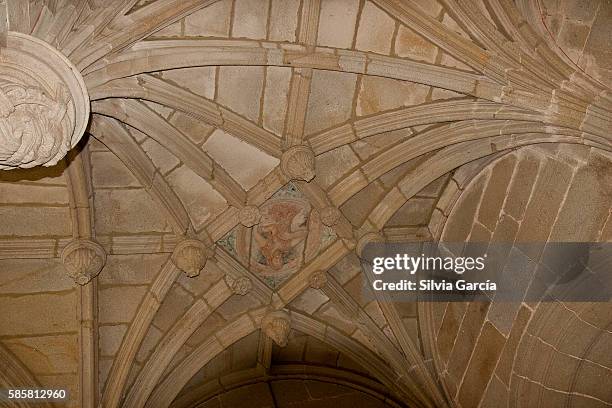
<box><xmin>280</xmin><ymin>145</ymin><xmax>316</xmax><ymax>182</ymax></box>
<box><xmin>238</xmin><ymin>205</ymin><xmax>261</xmax><ymax>227</ymax></box>
<box><xmin>171</xmin><ymin>239</ymin><xmax>214</xmax><ymax>278</ymax></box>
<box><xmin>61</xmin><ymin>239</ymin><xmax>107</xmax><ymax>285</ymax></box>
<box><xmin>262</xmin><ymin>310</ymin><xmax>291</xmax><ymax>347</ymax></box>
<box><xmin>0</xmin><ymin>33</ymin><xmax>89</xmax><ymax>170</ymax></box>
<box><xmin>319</xmin><ymin>206</ymin><xmax>341</xmax><ymax>226</ymax></box>
<box><xmin>309</xmin><ymin>270</ymin><xmax>328</xmax><ymax>289</ymax></box>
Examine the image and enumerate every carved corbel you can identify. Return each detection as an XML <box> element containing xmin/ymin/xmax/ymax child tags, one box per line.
<box><xmin>238</xmin><ymin>205</ymin><xmax>261</xmax><ymax>227</ymax></box>
<box><xmin>262</xmin><ymin>310</ymin><xmax>291</xmax><ymax>347</ymax></box>
<box><xmin>61</xmin><ymin>239</ymin><xmax>107</xmax><ymax>285</ymax></box>
<box><xmin>280</xmin><ymin>145</ymin><xmax>316</xmax><ymax>182</ymax></box>
<box><xmin>171</xmin><ymin>239</ymin><xmax>214</xmax><ymax>278</ymax></box>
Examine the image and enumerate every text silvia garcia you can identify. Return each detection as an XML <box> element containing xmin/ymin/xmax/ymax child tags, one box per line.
<box><xmin>372</xmin><ymin>279</ymin><xmax>497</xmax><ymax>291</ymax></box>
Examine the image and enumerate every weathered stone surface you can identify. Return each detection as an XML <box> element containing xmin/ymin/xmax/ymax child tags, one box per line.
<box><xmin>477</xmin><ymin>155</ymin><xmax>517</xmax><ymax>230</ymax></box>
<box><xmin>503</xmin><ymin>152</ymin><xmax>540</xmax><ymax>220</ymax></box>
<box><xmin>92</xmin><ymin>151</ymin><xmax>140</xmax><ymax>188</ymax></box>
<box><xmin>457</xmin><ymin>322</ymin><xmax>506</xmax><ymax>408</ymax></box>
<box><xmin>217</xmin><ymin>67</ymin><xmax>265</xmax><ymax>122</ymax></box>
<box><xmin>317</xmin><ymin>0</ymin><xmax>360</xmax><ymax>48</ymax></box>
<box><xmin>395</xmin><ymin>26</ymin><xmax>438</xmax><ymax>63</ymax></box>
<box><xmin>549</xmin><ymin>152</ymin><xmax>612</xmax><ymax>241</ymax></box>
<box><xmin>357</xmin><ymin>76</ymin><xmax>429</xmax><ymax>116</ymax></box>
<box><xmin>98</xmin><ymin>286</ymin><xmax>148</xmax><ymax>324</ymax></box>
<box><xmin>269</xmin><ymin>0</ymin><xmax>300</xmax><ymax>41</ymax></box>
<box><xmin>99</xmin><ymin>325</ymin><xmax>127</xmax><ymax>357</ymax></box>
<box><xmin>387</xmin><ymin>198</ymin><xmax>436</xmax><ymax>226</ymax></box>
<box><xmin>447</xmin><ymin>301</ymin><xmax>490</xmax><ymax>382</ymax></box>
<box><xmin>355</xmin><ymin>2</ymin><xmax>395</xmax><ymax>54</ymax></box>
<box><xmin>0</xmin><ymin>291</ymin><xmax>76</xmax><ymax>336</ymax></box>
<box><xmin>0</xmin><ymin>259</ymin><xmax>73</xmax><ymax>293</ymax></box>
<box><xmin>3</xmin><ymin>334</ymin><xmax>78</xmax><ymax>375</ymax></box>
<box><xmin>515</xmin><ymin>157</ymin><xmax>573</xmax><ymax>247</ymax></box>
<box><xmin>443</xmin><ymin>175</ymin><xmax>486</xmax><ymax>241</ymax></box>
<box><xmin>304</xmin><ymin>71</ymin><xmax>357</xmax><ymax>135</ymax></box>
<box><xmin>0</xmin><ymin>206</ymin><xmax>72</xmax><ymax>236</ymax></box>
<box><xmin>315</xmin><ymin>146</ymin><xmax>360</xmax><ymax>189</ymax></box>
<box><xmin>166</xmin><ymin>165</ymin><xmax>227</xmax><ymax>229</ymax></box>
<box><xmin>163</xmin><ymin>67</ymin><xmax>217</xmax><ymax>100</ymax></box>
<box><xmin>184</xmin><ymin>0</ymin><xmax>232</xmax><ymax>36</ymax></box>
<box><xmin>232</xmin><ymin>0</ymin><xmax>269</xmax><ymax>39</ymax></box>
<box><xmin>0</xmin><ymin>183</ymin><xmax>68</xmax><ymax>205</ymax></box>
<box><xmin>290</xmin><ymin>287</ymin><xmax>329</xmax><ymax>314</ymax></box>
<box><xmin>204</xmin><ymin>130</ymin><xmax>278</xmax><ymax>189</ymax></box>
<box><xmin>95</xmin><ymin>189</ymin><xmax>170</xmax><ymax>234</ymax></box>
<box><xmin>263</xmin><ymin>67</ymin><xmax>291</xmax><ymax>136</ymax></box>
<box><xmin>436</xmin><ymin>302</ymin><xmax>467</xmax><ymax>364</ymax></box>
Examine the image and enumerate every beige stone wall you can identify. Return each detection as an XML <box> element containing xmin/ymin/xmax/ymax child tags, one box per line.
<box><xmin>434</xmin><ymin>145</ymin><xmax>612</xmax><ymax>407</ymax></box>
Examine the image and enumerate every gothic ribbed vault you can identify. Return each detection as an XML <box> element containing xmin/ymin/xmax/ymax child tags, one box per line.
<box><xmin>0</xmin><ymin>1</ymin><xmax>610</xmax><ymax>407</ymax></box>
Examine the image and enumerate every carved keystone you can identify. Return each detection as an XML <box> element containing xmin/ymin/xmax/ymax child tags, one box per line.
<box><xmin>239</xmin><ymin>205</ymin><xmax>261</xmax><ymax>227</ymax></box>
<box><xmin>262</xmin><ymin>310</ymin><xmax>291</xmax><ymax>347</ymax></box>
<box><xmin>225</xmin><ymin>275</ymin><xmax>252</xmax><ymax>296</ymax></box>
<box><xmin>280</xmin><ymin>145</ymin><xmax>316</xmax><ymax>182</ymax></box>
<box><xmin>171</xmin><ymin>239</ymin><xmax>214</xmax><ymax>278</ymax></box>
<box><xmin>309</xmin><ymin>270</ymin><xmax>328</xmax><ymax>289</ymax></box>
<box><xmin>61</xmin><ymin>239</ymin><xmax>107</xmax><ymax>285</ymax></box>
<box><xmin>319</xmin><ymin>206</ymin><xmax>341</xmax><ymax>226</ymax></box>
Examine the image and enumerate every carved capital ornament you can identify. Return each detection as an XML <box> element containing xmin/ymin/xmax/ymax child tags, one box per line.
<box><xmin>225</xmin><ymin>275</ymin><xmax>252</xmax><ymax>296</ymax></box>
<box><xmin>280</xmin><ymin>145</ymin><xmax>316</xmax><ymax>182</ymax></box>
<box><xmin>171</xmin><ymin>239</ymin><xmax>214</xmax><ymax>277</ymax></box>
<box><xmin>238</xmin><ymin>205</ymin><xmax>261</xmax><ymax>227</ymax></box>
<box><xmin>61</xmin><ymin>239</ymin><xmax>107</xmax><ymax>285</ymax></box>
<box><xmin>319</xmin><ymin>206</ymin><xmax>341</xmax><ymax>226</ymax></box>
<box><xmin>309</xmin><ymin>270</ymin><xmax>328</xmax><ymax>289</ymax></box>
<box><xmin>0</xmin><ymin>33</ymin><xmax>89</xmax><ymax>170</ymax></box>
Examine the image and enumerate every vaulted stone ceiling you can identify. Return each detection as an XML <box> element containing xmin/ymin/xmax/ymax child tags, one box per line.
<box><xmin>0</xmin><ymin>1</ymin><xmax>610</xmax><ymax>408</ymax></box>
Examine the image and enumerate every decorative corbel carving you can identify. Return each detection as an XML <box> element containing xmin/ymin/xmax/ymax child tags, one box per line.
<box><xmin>280</xmin><ymin>145</ymin><xmax>316</xmax><ymax>182</ymax></box>
<box><xmin>61</xmin><ymin>239</ymin><xmax>107</xmax><ymax>285</ymax></box>
<box><xmin>225</xmin><ymin>275</ymin><xmax>252</xmax><ymax>296</ymax></box>
<box><xmin>171</xmin><ymin>239</ymin><xmax>214</xmax><ymax>278</ymax></box>
<box><xmin>262</xmin><ymin>310</ymin><xmax>291</xmax><ymax>347</ymax></box>
<box><xmin>238</xmin><ymin>205</ymin><xmax>261</xmax><ymax>227</ymax></box>
<box><xmin>319</xmin><ymin>206</ymin><xmax>341</xmax><ymax>226</ymax></box>
<box><xmin>309</xmin><ymin>270</ymin><xmax>328</xmax><ymax>289</ymax></box>
<box><xmin>0</xmin><ymin>33</ymin><xmax>89</xmax><ymax>170</ymax></box>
